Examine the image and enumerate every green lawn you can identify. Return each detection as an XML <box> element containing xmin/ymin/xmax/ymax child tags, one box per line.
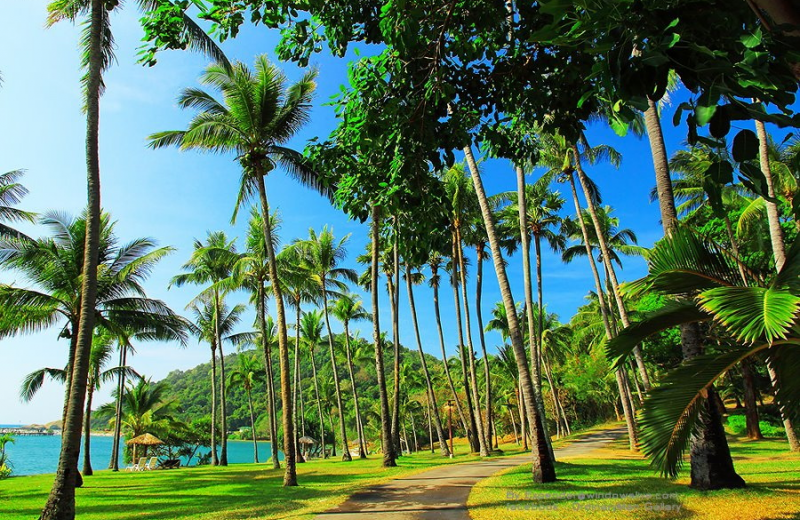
<box><xmin>469</xmin><ymin>435</ymin><xmax>800</xmax><ymax>520</ymax></box>
<box><xmin>0</xmin><ymin>440</ymin><xmax>526</xmax><ymax>520</ymax></box>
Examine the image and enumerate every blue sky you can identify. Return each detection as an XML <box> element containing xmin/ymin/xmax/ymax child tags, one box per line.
<box><xmin>1</xmin><ymin>2</ymin><xmax>699</xmax><ymax>424</ymax></box>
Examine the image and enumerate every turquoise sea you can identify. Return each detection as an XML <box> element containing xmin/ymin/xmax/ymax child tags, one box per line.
<box><xmin>2</xmin><ymin>427</ymin><xmax>279</xmax><ymax>476</ymax></box>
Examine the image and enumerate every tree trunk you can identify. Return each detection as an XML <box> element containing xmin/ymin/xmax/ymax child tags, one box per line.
<box><xmin>567</xmin><ymin>171</ymin><xmax>638</xmax><ymax>449</ymax></box>
<box><xmin>309</xmin><ymin>343</ymin><xmax>326</xmax><ymax>459</ymax></box>
<box><xmin>517</xmin><ymin>383</ymin><xmax>528</xmax><ymax>451</ymax></box>
<box><xmin>210</xmin><ymin>345</ymin><xmax>219</xmax><ymax>466</ymax></box>
<box><xmin>463</xmin><ymin>145</ymin><xmax>555</xmax><ymax>483</ymax></box>
<box><xmin>474</xmin><ymin>243</ymin><xmax>494</xmax><ymax>454</ymax></box>
<box><xmin>644</xmin><ymin>100</ymin><xmax>745</xmax><ymax>489</ymax></box>
<box><xmin>454</xmin><ymin>227</ymin><xmax>490</xmax><ymax>457</ymax></box>
<box><xmin>258</xmin><ymin>285</ymin><xmax>280</xmax><ymax>469</ymax></box>
<box><xmin>109</xmin><ymin>341</ymin><xmax>127</xmax><ymax>471</ymax></box>
<box><xmin>247</xmin><ymin>389</ymin><xmax>259</xmax><ymax>462</ymax></box>
<box><xmin>406</xmin><ymin>266</ymin><xmax>451</xmax><ymax>456</ymax></box>
<box><xmin>40</xmin><ymin>3</ymin><xmax>103</xmax><ymax>517</ymax></box>
<box><xmin>740</xmin><ymin>360</ymin><xmax>764</xmax><ymax>440</ymax></box>
<box><xmin>509</xmin><ymin>403</ymin><xmax>519</xmax><ymax>444</ymax></box>
<box><xmin>322</xmin><ymin>289</ymin><xmax>352</xmax><ymax>461</ymax></box>
<box><xmin>389</xmin><ymin>224</ymin><xmax>403</xmax><ymax>456</ymax></box>
<box><xmin>293</xmin><ymin>304</ymin><xmax>305</xmax><ymax>464</ymax></box>
<box><xmin>515</xmin><ymin>165</ymin><xmax>555</xmax><ymax>459</ymax></box>
<box><xmin>215</xmin><ymin>290</ymin><xmax>229</xmax><ymax>467</ymax></box>
<box><xmin>427</xmin><ymin>397</ymin><xmax>434</xmax><ymax>453</ymax></box>
<box><xmin>343</xmin><ymin>322</ymin><xmax>367</xmax><ymax>459</ymax></box>
<box><xmin>82</xmin><ymin>379</ymin><xmax>94</xmax><ymax>476</ymax></box>
<box><xmin>256</xmin><ymin>175</ymin><xmax>296</xmax><ymax>486</ymax></box>
<box><xmin>410</xmin><ymin>410</ymin><xmax>419</xmax><ymax>453</ymax></box>
<box><xmin>451</xmin><ymin>235</ymin><xmax>481</xmax><ymax>452</ymax></box>
<box><xmin>371</xmin><ymin>205</ymin><xmax>396</xmax><ymax>467</ymax></box>
<box><xmin>430</xmin><ymin>262</ymin><xmax>472</xmax><ymax>439</ymax></box>
<box><xmin>755</xmin><ymin>117</ymin><xmax>800</xmax><ymax>451</ymax></box>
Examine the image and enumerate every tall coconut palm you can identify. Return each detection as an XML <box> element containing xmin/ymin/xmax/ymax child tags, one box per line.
<box><xmin>329</xmin><ymin>294</ymin><xmax>370</xmax><ymax>459</ymax></box>
<box><xmin>403</xmin><ymin>264</ymin><xmax>451</xmax><ymax>456</ymax></box>
<box><xmin>149</xmin><ymin>56</ymin><xmax>332</xmax><ymax>485</ymax></box>
<box><xmin>41</xmin><ymin>2</ymin><xmax>224</xmax><ymax>514</ymax></box>
<box><xmin>299</xmin><ymin>309</ymin><xmax>328</xmax><ymax>458</ymax></box>
<box><xmin>229</xmin><ymin>353</ymin><xmax>265</xmax><ymax>463</ymax></box>
<box><xmin>0</xmin><ymin>169</ymin><xmax>35</xmax><ymax>240</ymax></box>
<box><xmin>295</xmin><ymin>227</ymin><xmax>357</xmax><ymax>461</ymax></box>
<box><xmin>170</xmin><ymin>232</ymin><xmax>239</xmax><ymax>466</ymax></box>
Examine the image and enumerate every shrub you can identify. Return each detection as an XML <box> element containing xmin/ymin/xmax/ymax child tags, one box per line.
<box><xmin>726</xmin><ymin>415</ymin><xmax>785</xmax><ymax>437</ymax></box>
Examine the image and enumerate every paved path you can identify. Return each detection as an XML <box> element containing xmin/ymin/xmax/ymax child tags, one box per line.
<box><xmin>315</xmin><ymin>427</ymin><xmax>627</xmax><ymax>520</ymax></box>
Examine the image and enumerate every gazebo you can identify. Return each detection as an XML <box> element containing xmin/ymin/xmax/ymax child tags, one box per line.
<box><xmin>127</xmin><ymin>433</ymin><xmax>164</xmax><ymax>461</ymax></box>
<box><xmin>298</xmin><ymin>436</ymin><xmax>317</xmax><ymax>459</ymax></box>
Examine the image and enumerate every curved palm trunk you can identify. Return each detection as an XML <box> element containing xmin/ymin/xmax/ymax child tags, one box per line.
<box><xmin>82</xmin><ymin>377</ymin><xmax>95</xmax><ymax>476</ymax></box>
<box><xmin>293</xmin><ymin>304</ymin><xmax>305</xmax><ymax>463</ymax></box>
<box><xmin>431</xmin><ymin>267</ymin><xmax>472</xmax><ymax>440</ymax></box>
<box><xmin>427</xmin><ymin>398</ymin><xmax>434</xmax><ymax>453</ymax></box>
<box><xmin>309</xmin><ymin>344</ymin><xmax>327</xmax><ymax>459</ymax></box>
<box><xmin>755</xmin><ymin>117</ymin><xmax>800</xmax><ymax>451</ymax></box>
<box><xmin>215</xmin><ymin>301</ymin><xmax>229</xmax><ymax>466</ymax></box>
<box><xmin>518</xmin><ymin>382</ymin><xmax>528</xmax><ymax>450</ymax></box>
<box><xmin>572</xmin><ymin>149</ymin><xmax>652</xmax><ymax>392</ymax></box>
<box><xmin>474</xmin><ymin>244</ymin><xmax>494</xmax><ymax>454</ymax></box>
<box><xmin>258</xmin><ymin>286</ymin><xmax>280</xmax><ymax>469</ymax></box>
<box><xmin>406</xmin><ymin>267</ymin><xmax>451</xmax><ymax>456</ymax></box>
<box><xmin>454</xmin><ymin>228</ymin><xmax>490</xmax><ymax>457</ymax></box>
<box><xmin>515</xmin><ymin>165</ymin><xmax>555</xmax><ymax>460</ymax></box>
<box><xmin>343</xmin><ymin>322</ymin><xmax>367</xmax><ymax>459</ymax></box>
<box><xmin>246</xmin><ymin>388</ymin><xmax>259</xmax><ymax>462</ymax></box>
<box><xmin>109</xmin><ymin>342</ymin><xmax>127</xmax><ymax>471</ymax></box>
<box><xmin>40</xmin><ymin>3</ymin><xmax>103</xmax><ymax>517</ymax></box>
<box><xmin>567</xmin><ymin>171</ymin><xmax>638</xmax><ymax>449</ymax></box>
<box><xmin>644</xmin><ymin>100</ymin><xmax>745</xmax><ymax>489</ymax></box>
<box><xmin>322</xmin><ymin>289</ymin><xmax>352</xmax><ymax>461</ymax></box>
<box><xmin>256</xmin><ymin>175</ymin><xmax>296</xmax><ymax>486</ymax></box>
<box><xmin>210</xmin><ymin>345</ymin><xmax>219</xmax><ymax>466</ymax></box>
<box><xmin>463</xmin><ymin>145</ymin><xmax>555</xmax><ymax>482</ymax></box>
<box><xmin>390</xmin><ymin>228</ymin><xmax>402</xmax><ymax>455</ymax></box>
<box><xmin>371</xmin><ymin>205</ymin><xmax>396</xmax><ymax>467</ymax></box>
<box><xmin>451</xmin><ymin>236</ymin><xmax>481</xmax><ymax>452</ymax></box>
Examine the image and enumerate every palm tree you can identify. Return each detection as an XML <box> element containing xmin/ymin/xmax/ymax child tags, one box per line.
<box><xmin>171</xmin><ymin>231</ymin><xmax>239</xmax><ymax>466</ymax></box>
<box><xmin>41</xmin><ymin>2</ymin><xmax>224</xmax><ymax>514</ymax></box>
<box><xmin>299</xmin><ymin>309</ymin><xmax>328</xmax><ymax>458</ymax></box>
<box><xmin>295</xmin><ymin>227</ymin><xmax>357</xmax><ymax>460</ymax></box>
<box><xmin>0</xmin><ymin>169</ymin><xmax>35</xmax><ymax>239</ymax></box>
<box><xmin>329</xmin><ymin>294</ymin><xmax>370</xmax><ymax>459</ymax></box>
<box><xmin>460</xmin><ymin>143</ymin><xmax>555</xmax><ymax>482</ymax></box>
<box><xmin>149</xmin><ymin>56</ymin><xmax>331</xmax><ymax>486</ymax></box>
<box><xmin>229</xmin><ymin>353</ymin><xmax>265</xmax><ymax>463</ymax></box>
<box><xmin>187</xmin><ymin>298</ymin><xmax>245</xmax><ymax>466</ymax></box>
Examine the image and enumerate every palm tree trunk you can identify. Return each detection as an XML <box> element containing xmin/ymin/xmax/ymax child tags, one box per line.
<box><xmin>474</xmin><ymin>243</ymin><xmax>494</xmax><ymax>454</ymax></box>
<box><xmin>431</xmin><ymin>264</ymin><xmax>472</xmax><ymax>440</ymax></box>
<box><xmin>370</xmin><ymin>205</ymin><xmax>395</xmax><ymax>467</ymax></box>
<box><xmin>463</xmin><ymin>144</ymin><xmax>555</xmax><ymax>482</ymax></box>
<box><xmin>509</xmin><ymin>403</ymin><xmax>519</xmax><ymax>444</ymax></box>
<box><xmin>644</xmin><ymin>100</ymin><xmax>745</xmax><ymax>489</ymax></box>
<box><xmin>517</xmin><ymin>383</ymin><xmax>528</xmax><ymax>450</ymax></box>
<box><xmin>256</xmin><ymin>174</ymin><xmax>296</xmax><ymax>486</ymax></box>
<box><xmin>571</xmin><ymin>147</ymin><xmax>652</xmax><ymax>392</ymax></box>
<box><xmin>410</xmin><ymin>410</ymin><xmax>419</xmax><ymax>453</ymax></box>
<box><xmin>82</xmin><ymin>379</ymin><xmax>94</xmax><ymax>476</ymax></box>
<box><xmin>322</xmin><ymin>289</ymin><xmax>352</xmax><ymax>461</ymax></box>
<box><xmin>343</xmin><ymin>322</ymin><xmax>367</xmax><ymax>459</ymax></box>
<box><xmin>390</xmin><ymin>225</ymin><xmax>402</xmax><ymax>455</ymax></box>
<box><xmin>309</xmin><ymin>344</ymin><xmax>326</xmax><ymax>459</ymax></box>
<box><xmin>567</xmin><ymin>170</ymin><xmax>638</xmax><ymax>449</ymax></box>
<box><xmin>258</xmin><ymin>286</ymin><xmax>280</xmax><ymax>469</ymax></box>
<box><xmin>40</xmin><ymin>3</ymin><xmax>103</xmax><ymax>517</ymax></box>
<box><xmin>247</xmin><ymin>389</ymin><xmax>259</xmax><ymax>462</ymax></box>
<box><xmin>454</xmin><ymin>228</ymin><xmax>490</xmax><ymax>457</ymax></box>
<box><xmin>210</xmin><ymin>345</ymin><xmax>219</xmax><ymax>466</ymax></box>
<box><xmin>293</xmin><ymin>304</ymin><xmax>305</xmax><ymax>464</ymax></box>
<box><xmin>515</xmin><ymin>165</ymin><xmax>555</xmax><ymax>460</ymax></box>
<box><xmin>451</xmin><ymin>235</ymin><xmax>481</xmax><ymax>452</ymax></box>
<box><xmin>427</xmin><ymin>397</ymin><xmax>434</xmax><ymax>453</ymax></box>
<box><xmin>755</xmin><ymin>117</ymin><xmax>800</xmax><ymax>451</ymax></box>
<box><xmin>541</xmin><ymin>354</ymin><xmax>563</xmax><ymax>438</ymax></box>
<box><xmin>215</xmin><ymin>290</ymin><xmax>229</xmax><ymax>467</ymax></box>
<box><xmin>406</xmin><ymin>266</ymin><xmax>451</xmax><ymax>456</ymax></box>
<box><xmin>722</xmin><ymin>215</ymin><xmax>749</xmax><ymax>283</ymax></box>
<box><xmin>109</xmin><ymin>341</ymin><xmax>127</xmax><ymax>471</ymax></box>
<box><xmin>740</xmin><ymin>359</ymin><xmax>763</xmax><ymax>440</ymax></box>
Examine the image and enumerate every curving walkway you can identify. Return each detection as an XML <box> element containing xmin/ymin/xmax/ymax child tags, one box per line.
<box><xmin>315</xmin><ymin>427</ymin><xmax>627</xmax><ymax>519</ymax></box>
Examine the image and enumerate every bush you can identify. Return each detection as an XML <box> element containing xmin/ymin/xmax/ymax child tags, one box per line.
<box><xmin>726</xmin><ymin>415</ymin><xmax>785</xmax><ymax>437</ymax></box>
<box><xmin>0</xmin><ymin>464</ymin><xmax>11</xmax><ymax>479</ymax></box>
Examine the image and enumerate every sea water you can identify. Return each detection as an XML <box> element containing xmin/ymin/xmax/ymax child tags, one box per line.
<box><xmin>3</xmin><ymin>431</ymin><xmax>280</xmax><ymax>476</ymax></box>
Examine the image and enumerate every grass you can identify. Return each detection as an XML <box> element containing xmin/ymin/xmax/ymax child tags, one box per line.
<box><xmin>469</xmin><ymin>433</ymin><xmax>800</xmax><ymax>520</ymax></box>
<box><xmin>0</xmin><ymin>438</ymin><xmax>526</xmax><ymax>520</ymax></box>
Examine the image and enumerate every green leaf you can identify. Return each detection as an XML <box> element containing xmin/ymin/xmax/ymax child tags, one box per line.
<box><xmin>698</xmin><ymin>286</ymin><xmax>800</xmax><ymax>343</ymax></box>
<box><xmin>704</xmin><ymin>160</ymin><xmax>733</xmax><ymax>185</ymax></box>
<box><xmin>741</xmin><ymin>28</ymin><xmax>762</xmax><ymax>49</ymax></box>
<box><xmin>731</xmin><ymin>129</ymin><xmax>759</xmax><ymax>163</ymax></box>
<box><xmin>708</xmin><ymin>109</ymin><xmax>730</xmax><ymax>138</ymax></box>
<box><xmin>695</xmin><ymin>104</ymin><xmax>717</xmax><ymax>126</ymax></box>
